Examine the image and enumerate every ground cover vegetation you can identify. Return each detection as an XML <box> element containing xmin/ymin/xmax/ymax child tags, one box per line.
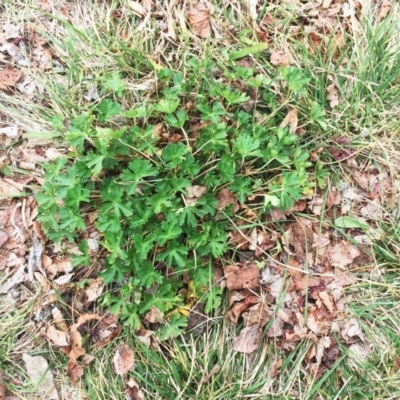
<box><xmin>1</xmin><ymin>0</ymin><xmax>400</xmax><ymax>399</ymax></box>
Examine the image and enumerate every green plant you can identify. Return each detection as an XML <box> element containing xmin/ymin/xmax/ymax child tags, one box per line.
<box><xmin>37</xmin><ymin>61</ymin><xmax>313</xmax><ymax>336</ymax></box>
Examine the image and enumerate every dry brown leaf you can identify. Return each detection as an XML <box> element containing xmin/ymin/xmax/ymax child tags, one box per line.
<box><xmin>0</xmin><ymin>67</ymin><xmax>23</xmax><ymax>91</ymax></box>
<box><xmin>226</xmin><ymin>291</ymin><xmax>259</xmax><ymax>324</ymax></box>
<box><xmin>377</xmin><ymin>0</ymin><xmax>392</xmax><ymax>22</ymax></box>
<box><xmin>327</xmin><ymin>241</ymin><xmax>360</xmax><ymax>269</ymax></box>
<box><xmin>318</xmin><ymin>291</ymin><xmax>334</xmax><ymax>314</ymax></box>
<box><xmin>128</xmin><ymin>1</ymin><xmax>146</xmax><ymax>16</ymax></box>
<box><xmin>327</xmin><ymin>187</ymin><xmax>341</xmax><ymax>208</ymax></box>
<box><xmin>135</xmin><ymin>327</ymin><xmax>155</xmax><ymax>348</ymax></box>
<box><xmin>83</xmin><ymin>354</ymin><xmax>95</xmax><ymax>366</ymax></box>
<box><xmin>68</xmin><ymin>328</ymin><xmax>84</xmax><ymax>361</ymax></box>
<box><xmin>125</xmin><ymin>378</ymin><xmax>145</xmax><ymax>400</ymax></box>
<box><xmin>45</xmin><ymin>325</ymin><xmax>69</xmax><ymax>347</ymax></box>
<box><xmin>266</xmin><ymin>316</ymin><xmax>284</xmax><ymax>338</ymax></box>
<box><xmin>306</xmin><ymin>307</ymin><xmax>330</xmax><ymax>335</ymax></box>
<box><xmin>187</xmin><ymin>2</ymin><xmax>211</xmax><ymax>38</ymax></box>
<box><xmin>52</xmin><ymin>307</ymin><xmax>69</xmax><ymax>331</ymax></box>
<box><xmin>114</xmin><ymin>344</ymin><xmax>135</xmax><ymax>375</ymax></box>
<box><xmin>270</xmin><ymin>50</ymin><xmax>291</xmax><ymax>66</ymax></box>
<box><xmin>84</xmin><ymin>278</ymin><xmax>104</xmax><ymax>303</ymax></box>
<box><xmin>46</xmin><ymin>256</ymin><xmax>72</xmax><ymax>279</ymax></box>
<box><xmin>269</xmin><ymin>356</ymin><xmax>283</xmax><ymax>377</ymax></box>
<box><xmin>93</xmin><ymin>315</ymin><xmax>121</xmax><ymax>348</ymax></box>
<box><xmin>144</xmin><ymin>305</ymin><xmax>163</xmax><ymax>324</ymax></box>
<box><xmin>0</xmin><ymin>126</ymin><xmax>18</xmax><ymax>139</ymax></box>
<box><xmin>326</xmin><ymin>84</ymin><xmax>339</xmax><ymax>108</ymax></box>
<box><xmin>233</xmin><ymin>324</ymin><xmax>262</xmax><ymax>354</ymax></box>
<box><xmin>280</xmin><ymin>108</ymin><xmax>298</xmax><ymax>134</ymax></box>
<box><xmin>67</xmin><ymin>360</ymin><xmax>83</xmax><ymax>385</ymax></box>
<box><xmin>201</xmin><ymin>364</ymin><xmax>220</xmax><ymax>383</ymax></box>
<box><xmin>340</xmin><ymin>317</ymin><xmax>363</xmax><ymax>343</ymax></box>
<box><xmin>224</xmin><ymin>264</ymin><xmax>260</xmax><ymax>290</ymax></box>
<box><xmin>216</xmin><ymin>188</ymin><xmax>239</xmax><ymax>212</ymax></box>
<box><xmin>242</xmin><ymin>302</ymin><xmax>271</xmax><ymax>328</ymax></box>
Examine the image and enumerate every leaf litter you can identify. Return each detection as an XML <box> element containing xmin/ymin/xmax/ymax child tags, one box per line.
<box><xmin>0</xmin><ymin>0</ymin><xmax>397</xmax><ymax>393</ymax></box>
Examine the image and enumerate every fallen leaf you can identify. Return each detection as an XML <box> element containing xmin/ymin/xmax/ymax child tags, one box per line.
<box><xmin>114</xmin><ymin>344</ymin><xmax>135</xmax><ymax>375</ymax></box>
<box><xmin>2</xmin><ymin>24</ymin><xmax>20</xmax><ymax>40</ymax></box>
<box><xmin>84</xmin><ymin>278</ymin><xmax>104</xmax><ymax>303</ymax></box>
<box><xmin>144</xmin><ymin>305</ymin><xmax>163</xmax><ymax>324</ymax></box>
<box><xmin>0</xmin><ymin>67</ymin><xmax>23</xmax><ymax>91</ymax></box>
<box><xmin>270</xmin><ymin>50</ymin><xmax>291</xmax><ymax>66</ymax></box>
<box><xmin>67</xmin><ymin>360</ymin><xmax>83</xmax><ymax>385</ymax></box>
<box><xmin>22</xmin><ymin>353</ymin><xmax>59</xmax><ymax>399</ymax></box>
<box><xmin>52</xmin><ymin>307</ymin><xmax>69</xmax><ymax>331</ymax></box>
<box><xmin>0</xmin><ymin>265</ymin><xmax>26</xmax><ymax>294</ymax></box>
<box><xmin>0</xmin><ymin>126</ymin><xmax>18</xmax><ymax>139</ymax></box>
<box><xmin>377</xmin><ymin>0</ymin><xmax>392</xmax><ymax>22</ymax></box>
<box><xmin>187</xmin><ymin>2</ymin><xmax>211</xmax><ymax>38</ymax></box>
<box><xmin>45</xmin><ymin>325</ymin><xmax>69</xmax><ymax>347</ymax></box>
<box><xmin>340</xmin><ymin>317</ymin><xmax>364</xmax><ymax>343</ymax></box>
<box><xmin>125</xmin><ymin>378</ymin><xmax>144</xmax><ymax>400</ymax></box>
<box><xmin>269</xmin><ymin>355</ymin><xmax>283</xmax><ymax>377</ymax></box>
<box><xmin>201</xmin><ymin>364</ymin><xmax>220</xmax><ymax>383</ymax></box>
<box><xmin>233</xmin><ymin>324</ymin><xmax>262</xmax><ymax>354</ymax></box>
<box><xmin>326</xmin><ymin>84</ymin><xmax>339</xmax><ymax>108</ymax></box>
<box><xmin>224</xmin><ymin>264</ymin><xmax>260</xmax><ymax>290</ymax></box>
<box><xmin>242</xmin><ymin>302</ymin><xmax>271</xmax><ymax>327</ymax></box>
<box><xmin>327</xmin><ymin>241</ymin><xmax>360</xmax><ymax>269</ymax></box>
<box><xmin>280</xmin><ymin>109</ymin><xmax>298</xmax><ymax>134</ymax></box>
<box><xmin>226</xmin><ymin>291</ymin><xmax>260</xmax><ymax>324</ymax></box>
<box><xmin>83</xmin><ymin>354</ymin><xmax>95</xmax><ymax>365</ymax></box>
<box><xmin>266</xmin><ymin>316</ymin><xmax>284</xmax><ymax>338</ymax></box>
<box><xmin>306</xmin><ymin>307</ymin><xmax>330</xmax><ymax>335</ymax></box>
<box><xmin>128</xmin><ymin>1</ymin><xmax>146</xmax><ymax>16</ymax></box>
<box><xmin>93</xmin><ymin>315</ymin><xmax>121</xmax><ymax>348</ymax></box>
<box><xmin>53</xmin><ymin>273</ymin><xmax>74</xmax><ymax>285</ymax></box>
<box><xmin>216</xmin><ymin>188</ymin><xmax>239</xmax><ymax>212</ymax></box>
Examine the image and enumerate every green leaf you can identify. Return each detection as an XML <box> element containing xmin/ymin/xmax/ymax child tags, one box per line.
<box><xmin>334</xmin><ymin>217</ymin><xmax>370</xmax><ymax>229</ymax></box>
<box><xmin>229</xmin><ymin>42</ymin><xmax>269</xmax><ymax>60</ymax></box>
<box><xmin>103</xmin><ymin>72</ymin><xmax>125</xmax><ymax>96</ymax></box>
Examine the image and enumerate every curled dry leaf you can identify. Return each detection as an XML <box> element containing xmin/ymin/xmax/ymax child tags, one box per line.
<box><xmin>52</xmin><ymin>307</ymin><xmax>69</xmax><ymax>331</ymax></box>
<box><xmin>226</xmin><ymin>291</ymin><xmax>260</xmax><ymax>324</ymax></box>
<box><xmin>216</xmin><ymin>188</ymin><xmax>239</xmax><ymax>212</ymax></box>
<box><xmin>187</xmin><ymin>2</ymin><xmax>211</xmax><ymax>38</ymax></box>
<box><xmin>326</xmin><ymin>84</ymin><xmax>339</xmax><ymax>108</ymax></box>
<box><xmin>280</xmin><ymin>108</ymin><xmax>298</xmax><ymax>134</ymax></box>
<box><xmin>67</xmin><ymin>360</ymin><xmax>84</xmax><ymax>385</ymax></box>
<box><xmin>0</xmin><ymin>67</ymin><xmax>23</xmax><ymax>91</ymax></box>
<box><xmin>144</xmin><ymin>305</ymin><xmax>163</xmax><ymax>324</ymax></box>
<box><xmin>201</xmin><ymin>364</ymin><xmax>220</xmax><ymax>383</ymax></box>
<box><xmin>114</xmin><ymin>344</ymin><xmax>135</xmax><ymax>375</ymax></box>
<box><xmin>270</xmin><ymin>50</ymin><xmax>291</xmax><ymax>66</ymax></box>
<box><xmin>224</xmin><ymin>264</ymin><xmax>260</xmax><ymax>290</ymax></box>
<box><xmin>233</xmin><ymin>324</ymin><xmax>262</xmax><ymax>354</ymax></box>
<box><xmin>125</xmin><ymin>378</ymin><xmax>144</xmax><ymax>400</ymax></box>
